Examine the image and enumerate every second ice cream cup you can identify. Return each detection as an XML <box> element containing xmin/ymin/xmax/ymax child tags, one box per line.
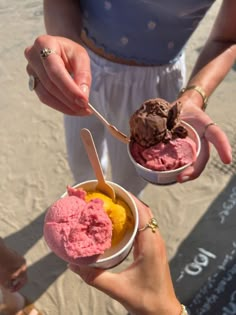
<box><xmin>61</xmin><ymin>180</ymin><xmax>139</xmax><ymax>269</ymax></box>
<box><xmin>127</xmin><ymin>121</ymin><xmax>201</xmax><ymax>185</ymax></box>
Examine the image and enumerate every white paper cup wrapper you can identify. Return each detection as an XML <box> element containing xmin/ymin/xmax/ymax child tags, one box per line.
<box><xmin>127</xmin><ymin>121</ymin><xmax>201</xmax><ymax>185</ymax></box>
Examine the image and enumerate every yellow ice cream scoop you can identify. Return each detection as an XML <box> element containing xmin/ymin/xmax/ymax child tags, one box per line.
<box><xmin>86</xmin><ymin>191</ymin><xmax>134</xmax><ymax>246</ymax></box>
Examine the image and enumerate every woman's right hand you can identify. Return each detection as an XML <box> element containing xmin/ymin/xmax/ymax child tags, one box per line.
<box><xmin>24</xmin><ymin>35</ymin><xmax>92</xmax><ymax>116</ymax></box>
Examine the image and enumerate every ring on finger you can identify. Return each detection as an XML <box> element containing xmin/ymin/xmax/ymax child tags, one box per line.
<box><xmin>11</xmin><ymin>278</ymin><xmax>20</xmax><ymax>287</ymax></box>
<box><xmin>28</xmin><ymin>75</ymin><xmax>39</xmax><ymax>91</ymax></box>
<box><xmin>40</xmin><ymin>48</ymin><xmax>56</xmax><ymax>59</ymax></box>
<box><xmin>138</xmin><ymin>218</ymin><xmax>159</xmax><ymax>233</ymax></box>
<box><xmin>5</xmin><ymin>278</ymin><xmax>20</xmax><ymax>289</ymax></box>
<box><xmin>202</xmin><ymin>122</ymin><xmax>217</xmax><ymax>138</ymax></box>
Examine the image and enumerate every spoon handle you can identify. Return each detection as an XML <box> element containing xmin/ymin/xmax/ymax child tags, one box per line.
<box><xmin>87</xmin><ymin>102</ymin><xmax>109</xmax><ymax>127</ymax></box>
<box><xmin>87</xmin><ymin>102</ymin><xmax>130</xmax><ymax>144</ymax></box>
<box><xmin>80</xmin><ymin>128</ymin><xmax>106</xmax><ymax>184</ymax></box>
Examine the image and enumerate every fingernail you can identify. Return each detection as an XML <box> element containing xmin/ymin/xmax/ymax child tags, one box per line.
<box><xmin>181</xmin><ymin>176</ymin><xmax>190</xmax><ymax>183</ymax></box>
<box><xmin>80</xmin><ymin>84</ymin><xmax>89</xmax><ymax>97</ymax></box>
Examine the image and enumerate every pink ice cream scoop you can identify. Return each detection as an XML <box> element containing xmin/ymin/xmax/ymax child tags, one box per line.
<box><xmin>130</xmin><ymin>137</ymin><xmax>197</xmax><ymax>171</ymax></box>
<box><xmin>44</xmin><ymin>188</ymin><xmax>112</xmax><ymax>265</ymax></box>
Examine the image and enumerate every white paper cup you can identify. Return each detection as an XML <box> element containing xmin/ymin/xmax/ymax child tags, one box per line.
<box><xmin>60</xmin><ymin>180</ymin><xmax>139</xmax><ymax>269</ymax></box>
<box><xmin>127</xmin><ymin>121</ymin><xmax>201</xmax><ymax>185</ymax></box>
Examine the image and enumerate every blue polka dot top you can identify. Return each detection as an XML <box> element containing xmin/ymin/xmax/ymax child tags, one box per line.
<box><xmin>80</xmin><ymin>0</ymin><xmax>216</xmax><ymax>65</ymax></box>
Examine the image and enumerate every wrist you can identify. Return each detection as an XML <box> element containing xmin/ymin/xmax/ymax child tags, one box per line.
<box><xmin>179</xmin><ymin>85</ymin><xmax>208</xmax><ymax>111</ymax></box>
<box><xmin>156</xmin><ymin>300</ymin><xmax>183</xmax><ymax>315</ymax></box>
<box><xmin>132</xmin><ymin>298</ymin><xmax>182</xmax><ymax>315</ymax></box>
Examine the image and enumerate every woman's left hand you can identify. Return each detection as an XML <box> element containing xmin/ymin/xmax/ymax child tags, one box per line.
<box><xmin>69</xmin><ymin>196</ymin><xmax>181</xmax><ymax>315</ymax></box>
<box><xmin>178</xmin><ymin>102</ymin><xmax>232</xmax><ymax>183</ymax></box>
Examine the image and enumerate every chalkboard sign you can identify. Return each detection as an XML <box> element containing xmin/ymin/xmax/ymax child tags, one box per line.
<box><xmin>170</xmin><ymin>176</ymin><xmax>236</xmax><ymax>315</ymax></box>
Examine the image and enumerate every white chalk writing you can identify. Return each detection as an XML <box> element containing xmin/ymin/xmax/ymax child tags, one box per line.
<box><xmin>218</xmin><ymin>242</ymin><xmax>236</xmax><ymax>271</ymax></box>
<box><xmin>222</xmin><ymin>290</ymin><xmax>236</xmax><ymax>315</ymax></box>
<box><xmin>176</xmin><ymin>248</ymin><xmax>216</xmax><ymax>282</ymax></box>
<box><xmin>188</xmin><ymin>241</ymin><xmax>236</xmax><ymax>314</ymax></box>
<box><xmin>218</xmin><ymin>186</ymin><xmax>236</xmax><ymax>224</ymax></box>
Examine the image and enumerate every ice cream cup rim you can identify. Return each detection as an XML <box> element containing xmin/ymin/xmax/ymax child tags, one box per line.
<box><xmin>61</xmin><ymin>179</ymin><xmax>139</xmax><ymax>264</ymax></box>
<box><xmin>127</xmin><ymin>121</ymin><xmax>201</xmax><ymax>174</ymax></box>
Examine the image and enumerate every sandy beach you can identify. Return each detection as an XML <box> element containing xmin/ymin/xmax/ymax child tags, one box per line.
<box><xmin>0</xmin><ymin>1</ymin><xmax>236</xmax><ymax>314</ymax></box>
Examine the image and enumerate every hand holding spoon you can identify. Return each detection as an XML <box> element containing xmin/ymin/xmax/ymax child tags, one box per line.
<box><xmin>80</xmin><ymin>128</ymin><xmax>116</xmax><ymax>202</ymax></box>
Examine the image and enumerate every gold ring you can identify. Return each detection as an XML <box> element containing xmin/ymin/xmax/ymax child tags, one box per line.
<box><xmin>138</xmin><ymin>218</ymin><xmax>159</xmax><ymax>233</ymax></box>
<box><xmin>28</xmin><ymin>75</ymin><xmax>39</xmax><ymax>91</ymax></box>
<box><xmin>40</xmin><ymin>48</ymin><xmax>56</xmax><ymax>59</ymax></box>
<box><xmin>202</xmin><ymin>122</ymin><xmax>217</xmax><ymax>138</ymax></box>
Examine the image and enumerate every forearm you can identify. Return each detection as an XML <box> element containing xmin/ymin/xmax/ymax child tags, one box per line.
<box><xmin>186</xmin><ymin>40</ymin><xmax>236</xmax><ymax>106</ymax></box>
<box><xmin>180</xmin><ymin>0</ymin><xmax>236</xmax><ymax>110</ymax></box>
<box><xmin>44</xmin><ymin>0</ymin><xmax>82</xmax><ymax>42</ymax></box>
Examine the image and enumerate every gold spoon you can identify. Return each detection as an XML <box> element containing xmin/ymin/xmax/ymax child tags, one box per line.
<box><xmin>87</xmin><ymin>102</ymin><xmax>130</xmax><ymax>144</ymax></box>
<box><xmin>80</xmin><ymin>128</ymin><xmax>116</xmax><ymax>202</ymax></box>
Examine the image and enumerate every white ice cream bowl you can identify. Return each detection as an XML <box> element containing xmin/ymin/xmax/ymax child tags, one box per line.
<box><xmin>60</xmin><ymin>180</ymin><xmax>139</xmax><ymax>269</ymax></box>
<box><xmin>127</xmin><ymin>121</ymin><xmax>201</xmax><ymax>185</ymax></box>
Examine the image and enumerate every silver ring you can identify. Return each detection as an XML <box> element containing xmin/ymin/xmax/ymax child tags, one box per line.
<box><xmin>28</xmin><ymin>75</ymin><xmax>39</xmax><ymax>91</ymax></box>
<box><xmin>5</xmin><ymin>278</ymin><xmax>20</xmax><ymax>289</ymax></box>
<box><xmin>138</xmin><ymin>218</ymin><xmax>159</xmax><ymax>233</ymax></box>
<box><xmin>40</xmin><ymin>48</ymin><xmax>56</xmax><ymax>59</ymax></box>
<box><xmin>11</xmin><ymin>278</ymin><xmax>20</xmax><ymax>287</ymax></box>
<box><xmin>202</xmin><ymin>122</ymin><xmax>217</xmax><ymax>138</ymax></box>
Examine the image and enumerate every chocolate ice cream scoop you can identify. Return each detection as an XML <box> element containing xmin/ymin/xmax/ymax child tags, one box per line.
<box><xmin>129</xmin><ymin>98</ymin><xmax>185</xmax><ymax>147</ymax></box>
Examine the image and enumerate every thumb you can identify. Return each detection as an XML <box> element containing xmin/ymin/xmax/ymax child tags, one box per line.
<box><xmin>205</xmin><ymin>125</ymin><xmax>232</xmax><ymax>164</ymax></box>
<box><xmin>71</xmin><ymin>49</ymin><xmax>91</xmax><ymax>102</ymax></box>
<box><xmin>68</xmin><ymin>264</ymin><xmax>126</xmax><ymax>301</ymax></box>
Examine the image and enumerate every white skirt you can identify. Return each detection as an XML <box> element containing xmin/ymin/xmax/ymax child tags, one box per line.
<box><xmin>64</xmin><ymin>49</ymin><xmax>186</xmax><ymax>195</ymax></box>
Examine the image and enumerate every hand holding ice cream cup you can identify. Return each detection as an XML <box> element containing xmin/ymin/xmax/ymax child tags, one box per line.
<box><xmin>127</xmin><ymin>98</ymin><xmax>201</xmax><ymax>185</ymax></box>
